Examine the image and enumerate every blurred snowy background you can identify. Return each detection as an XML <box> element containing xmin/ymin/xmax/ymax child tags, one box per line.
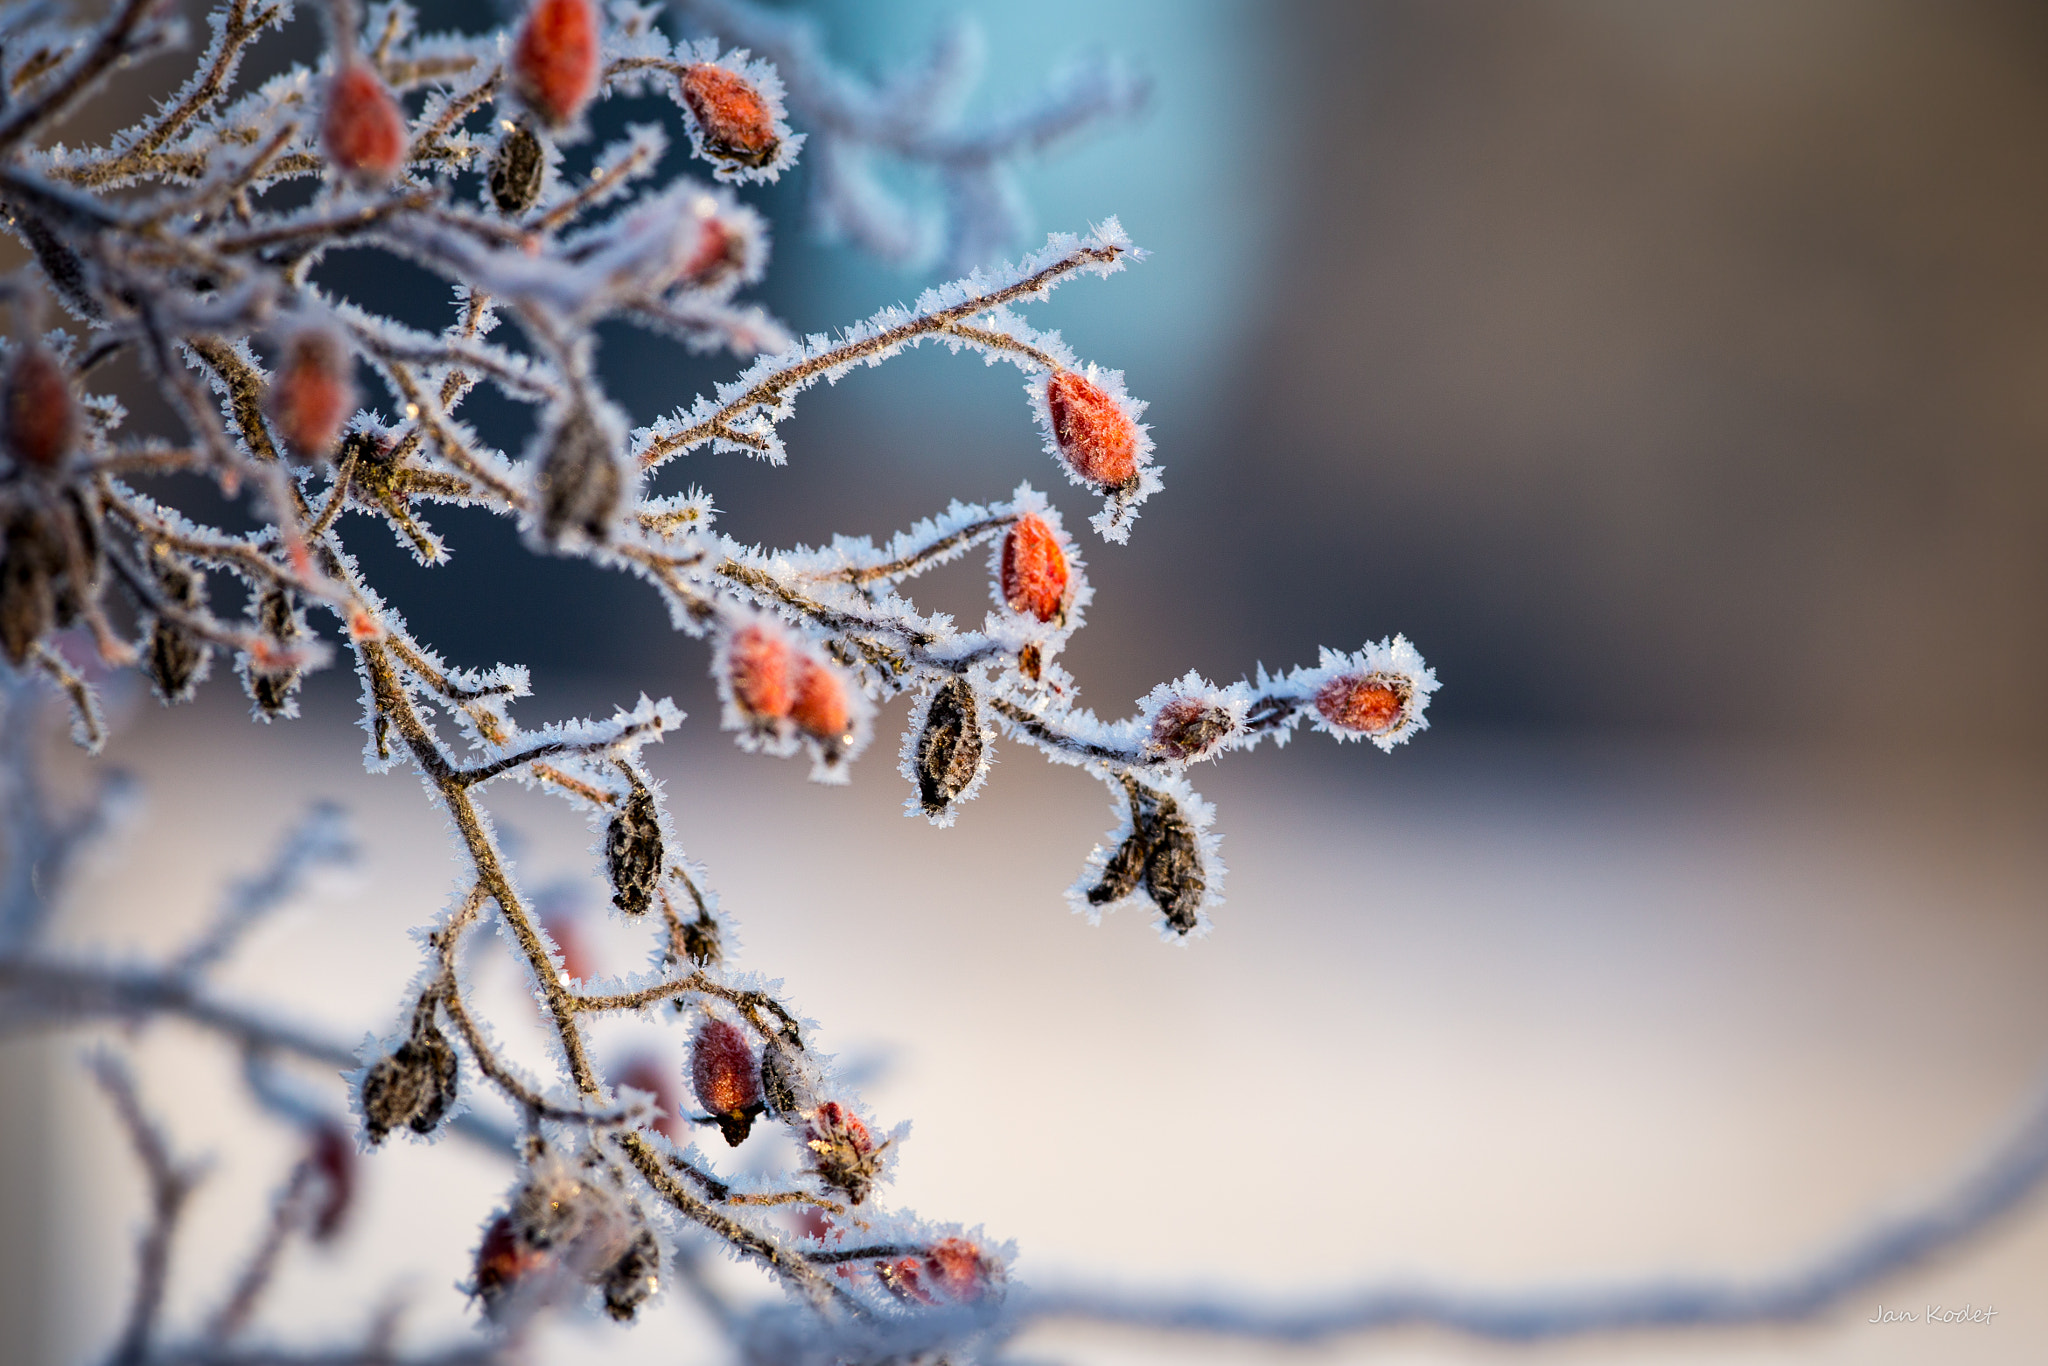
<box><xmin>7</xmin><ymin>0</ymin><xmax>2048</xmax><ymax>1362</ymax></box>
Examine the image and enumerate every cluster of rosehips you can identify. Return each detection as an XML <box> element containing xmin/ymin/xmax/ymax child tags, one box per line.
<box><xmin>322</xmin><ymin>0</ymin><xmax>784</xmax><ymax>190</ymax></box>
<box><xmin>471</xmin><ymin>1155</ymin><xmax>661</xmax><ymax>1323</ymax></box>
<box><xmin>686</xmin><ymin>1018</ymin><xmax>889</xmax><ymax>1206</ymax></box>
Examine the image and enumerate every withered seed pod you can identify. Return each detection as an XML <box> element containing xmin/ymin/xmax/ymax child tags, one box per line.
<box><xmin>758</xmin><ymin>1036</ymin><xmax>815</xmax><ymax>1119</ymax></box>
<box><xmin>1086</xmin><ymin>777</ymin><xmax>1205</xmax><ymax>935</ymax></box>
<box><xmin>0</xmin><ymin>509</ymin><xmax>61</xmax><ymax>666</ymax></box>
<box><xmin>146</xmin><ymin>552</ymin><xmax>210</xmax><ymax>703</ymax></box>
<box><xmin>680</xmin><ymin>908</ymin><xmax>722</xmax><ymax>967</ymax></box>
<box><xmin>599</xmin><ymin>1219</ymin><xmax>661</xmax><ymax>1322</ymax></box>
<box><xmin>534</xmin><ymin>402</ymin><xmax>621</xmax><ymax>546</ymax></box>
<box><xmin>1141</xmin><ymin>798</ymin><xmax>1205</xmax><ymax>934</ymax></box>
<box><xmin>249</xmin><ymin>587</ymin><xmax>304</xmax><ymax>717</ymax></box>
<box><xmin>914</xmin><ymin>677</ymin><xmax>982</xmax><ymax>817</ymax></box>
<box><xmin>360</xmin><ymin>1013</ymin><xmax>460</xmax><ymax>1142</ymax></box>
<box><xmin>605</xmin><ymin>775</ymin><xmax>662</xmax><ymax>915</ymax></box>
<box><xmin>489</xmin><ymin>123</ymin><xmax>546</xmax><ymax>216</ymax></box>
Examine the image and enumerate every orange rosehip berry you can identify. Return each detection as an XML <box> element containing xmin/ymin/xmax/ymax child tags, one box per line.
<box><xmin>322</xmin><ymin>62</ymin><xmax>408</xmax><ymax>184</ymax></box>
<box><xmin>680</xmin><ymin>63</ymin><xmax>781</xmax><ymax>169</ymax></box>
<box><xmin>1315</xmin><ymin>674</ymin><xmax>1408</xmax><ymax>735</ymax></box>
<box><xmin>512</xmin><ymin>0</ymin><xmax>601</xmax><ymax>128</ymax></box>
<box><xmin>691</xmin><ymin>1018</ymin><xmax>761</xmax><ymax>1145</ymax></box>
<box><xmin>727</xmin><ymin>622</ymin><xmax>795</xmax><ymax>721</ymax></box>
<box><xmin>1</xmin><ymin>345</ymin><xmax>78</xmax><ymax>473</ymax></box>
<box><xmin>269</xmin><ymin>329</ymin><xmax>356</xmax><ymax>458</ymax></box>
<box><xmin>789</xmin><ymin>657</ymin><xmax>850</xmax><ymax>744</ymax></box>
<box><xmin>999</xmin><ymin>513</ymin><xmax>1070</xmax><ymax>623</ymax></box>
<box><xmin>1045</xmin><ymin>370</ymin><xmax>1137</xmax><ymax>488</ymax></box>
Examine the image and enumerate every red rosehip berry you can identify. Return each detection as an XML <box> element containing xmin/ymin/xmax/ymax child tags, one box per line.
<box><xmin>321</xmin><ymin>62</ymin><xmax>408</xmax><ymax>185</ymax></box>
<box><xmin>511</xmin><ymin>0</ymin><xmax>601</xmax><ymax>128</ymax></box>
<box><xmin>615</xmin><ymin>1054</ymin><xmax>681</xmax><ymax>1143</ymax></box>
<box><xmin>881</xmin><ymin>1256</ymin><xmax>937</xmax><ymax>1304</ymax></box>
<box><xmin>306</xmin><ymin>1121</ymin><xmax>356</xmax><ymax>1243</ymax></box>
<box><xmin>1314</xmin><ymin>673</ymin><xmax>1409</xmax><ymax>736</ymax></box>
<box><xmin>727</xmin><ymin>622</ymin><xmax>795</xmax><ymax>722</ymax></box>
<box><xmin>999</xmin><ymin>513</ymin><xmax>1070</xmax><ymax>623</ymax></box>
<box><xmin>789</xmin><ymin>657</ymin><xmax>850</xmax><ymax>746</ymax></box>
<box><xmin>1044</xmin><ymin>370</ymin><xmax>1137</xmax><ymax>488</ymax></box>
<box><xmin>679</xmin><ymin>216</ymin><xmax>743</xmax><ymax>289</ymax></box>
<box><xmin>680</xmin><ymin>63</ymin><xmax>782</xmax><ymax>169</ymax></box>
<box><xmin>1</xmin><ymin>344</ymin><xmax>78</xmax><ymax>473</ymax></box>
<box><xmin>804</xmin><ymin>1100</ymin><xmax>884</xmax><ymax>1203</ymax></box>
<box><xmin>269</xmin><ymin>328</ymin><xmax>357</xmax><ymax>458</ymax></box>
<box><xmin>691</xmin><ymin>1018</ymin><xmax>761</xmax><ymax>1146</ymax></box>
<box><xmin>472</xmin><ymin>1212</ymin><xmax>552</xmax><ymax>1314</ymax></box>
<box><xmin>925</xmin><ymin>1236</ymin><xmax>994</xmax><ymax>1301</ymax></box>
<box><xmin>540</xmin><ymin>906</ymin><xmax>594</xmax><ymax>982</ymax></box>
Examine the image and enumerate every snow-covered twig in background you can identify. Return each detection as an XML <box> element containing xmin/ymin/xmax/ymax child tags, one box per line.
<box><xmin>669</xmin><ymin>0</ymin><xmax>1149</xmax><ymax>272</ymax></box>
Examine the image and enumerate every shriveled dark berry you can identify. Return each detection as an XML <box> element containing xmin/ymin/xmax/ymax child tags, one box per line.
<box><xmin>1086</xmin><ymin>776</ymin><xmax>1206</xmax><ymax>935</ymax></box>
<box><xmin>1141</xmin><ymin>797</ymin><xmax>1205</xmax><ymax>934</ymax></box>
<box><xmin>360</xmin><ymin>1014</ymin><xmax>459</xmax><ymax>1142</ymax></box>
<box><xmin>759</xmin><ymin>1037</ymin><xmax>815</xmax><ymax>1119</ymax></box>
<box><xmin>599</xmin><ymin>1219</ymin><xmax>660</xmax><ymax>1322</ymax></box>
<box><xmin>914</xmin><ymin>678</ymin><xmax>982</xmax><ymax>817</ymax></box>
<box><xmin>145</xmin><ymin>551</ymin><xmax>209</xmax><ymax>704</ymax></box>
<box><xmin>534</xmin><ymin>402</ymin><xmax>621</xmax><ymax>545</ymax></box>
<box><xmin>605</xmin><ymin>775</ymin><xmax>661</xmax><ymax>915</ymax></box>
<box><xmin>0</xmin><ymin>509</ymin><xmax>61</xmax><ymax>666</ymax></box>
<box><xmin>248</xmin><ymin>588</ymin><xmax>304</xmax><ymax>717</ymax></box>
<box><xmin>489</xmin><ymin>123</ymin><xmax>546</xmax><ymax>215</ymax></box>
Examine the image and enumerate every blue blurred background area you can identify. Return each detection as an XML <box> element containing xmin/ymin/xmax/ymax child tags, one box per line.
<box><xmin>354</xmin><ymin>0</ymin><xmax>2048</xmax><ymax>761</ymax></box>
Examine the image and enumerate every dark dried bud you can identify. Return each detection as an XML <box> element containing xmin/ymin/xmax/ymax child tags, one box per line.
<box><xmin>691</xmin><ymin>1018</ymin><xmax>761</xmax><ymax>1146</ymax></box>
<box><xmin>0</xmin><ymin>509</ymin><xmax>61</xmax><ymax>666</ymax></box>
<box><xmin>605</xmin><ymin>775</ymin><xmax>662</xmax><ymax>915</ymax></box>
<box><xmin>1142</xmin><ymin>799</ymin><xmax>1205</xmax><ymax>934</ymax></box>
<box><xmin>1085</xmin><ymin>830</ymin><xmax>1145</xmax><ymax>909</ymax></box>
<box><xmin>758</xmin><ymin>1037</ymin><xmax>816</xmax><ymax>1119</ymax></box>
<box><xmin>804</xmin><ymin>1101</ymin><xmax>884</xmax><ymax>1205</ymax></box>
<box><xmin>359</xmin><ymin>1014</ymin><xmax>459</xmax><ymax>1143</ymax></box>
<box><xmin>1086</xmin><ymin>778</ymin><xmax>1206</xmax><ymax>935</ymax></box>
<box><xmin>489</xmin><ymin>123</ymin><xmax>546</xmax><ymax>216</ymax></box>
<box><xmin>534</xmin><ymin>402</ymin><xmax>622</xmax><ymax>545</ymax></box>
<box><xmin>680</xmin><ymin>908</ymin><xmax>722</xmax><ymax>967</ymax></box>
<box><xmin>13</xmin><ymin>211</ymin><xmax>98</xmax><ymax>322</ymax></box>
<box><xmin>914</xmin><ymin>678</ymin><xmax>983</xmax><ymax>817</ymax></box>
<box><xmin>1148</xmin><ymin>698</ymin><xmax>1234</xmax><ymax>763</ymax></box>
<box><xmin>145</xmin><ymin>550</ymin><xmax>210</xmax><ymax>704</ymax></box>
<box><xmin>248</xmin><ymin>588</ymin><xmax>304</xmax><ymax>717</ymax></box>
<box><xmin>599</xmin><ymin>1218</ymin><xmax>660</xmax><ymax>1322</ymax></box>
